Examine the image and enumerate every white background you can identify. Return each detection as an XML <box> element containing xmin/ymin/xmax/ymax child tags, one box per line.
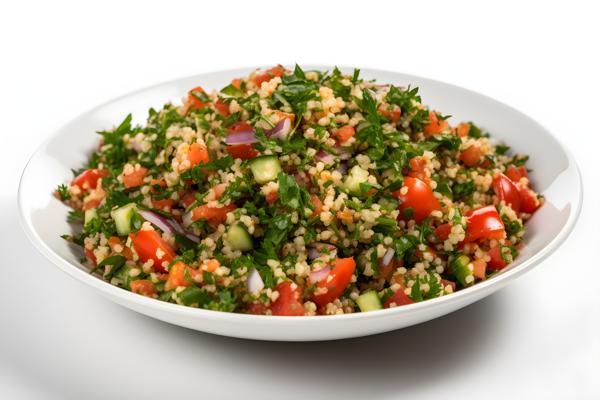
<box><xmin>1</xmin><ymin>1</ymin><xmax>599</xmax><ymax>398</ymax></box>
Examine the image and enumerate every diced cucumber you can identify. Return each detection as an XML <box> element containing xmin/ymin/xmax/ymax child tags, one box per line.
<box><xmin>110</xmin><ymin>203</ymin><xmax>137</xmax><ymax>236</ymax></box>
<box><xmin>84</xmin><ymin>209</ymin><xmax>97</xmax><ymax>226</ymax></box>
<box><xmin>356</xmin><ymin>290</ymin><xmax>383</xmax><ymax>312</ymax></box>
<box><xmin>227</xmin><ymin>224</ymin><xmax>253</xmax><ymax>251</ymax></box>
<box><xmin>343</xmin><ymin>165</ymin><xmax>370</xmax><ymax>195</ymax></box>
<box><xmin>451</xmin><ymin>255</ymin><xmax>474</xmax><ymax>287</ymax></box>
<box><xmin>249</xmin><ymin>155</ymin><xmax>282</xmax><ymax>184</ymax></box>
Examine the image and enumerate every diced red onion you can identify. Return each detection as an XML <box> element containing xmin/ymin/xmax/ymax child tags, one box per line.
<box><xmin>266</xmin><ymin>118</ymin><xmax>291</xmax><ymax>140</ymax></box>
<box><xmin>381</xmin><ymin>248</ymin><xmax>395</xmax><ymax>267</ymax></box>
<box><xmin>309</xmin><ymin>266</ymin><xmax>331</xmax><ymax>284</ymax></box>
<box><xmin>138</xmin><ymin>210</ymin><xmax>175</xmax><ymax>234</ymax></box>
<box><xmin>226</xmin><ymin>130</ymin><xmax>257</xmax><ymax>145</ymax></box>
<box><xmin>332</xmin><ymin>146</ymin><xmax>352</xmax><ymax>160</ymax></box>
<box><xmin>307</xmin><ymin>242</ymin><xmax>336</xmax><ymax>260</ymax></box>
<box><xmin>246</xmin><ymin>268</ymin><xmax>264</xmax><ymax>294</ymax></box>
<box><xmin>316</xmin><ymin>150</ymin><xmax>335</xmax><ymax>165</ymax></box>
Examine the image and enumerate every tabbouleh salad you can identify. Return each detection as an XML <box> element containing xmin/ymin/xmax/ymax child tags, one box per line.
<box><xmin>56</xmin><ymin>65</ymin><xmax>542</xmax><ymax>316</ymax></box>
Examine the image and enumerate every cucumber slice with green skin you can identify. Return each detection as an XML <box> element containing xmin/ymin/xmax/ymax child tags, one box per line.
<box><xmin>84</xmin><ymin>209</ymin><xmax>97</xmax><ymax>226</ymax></box>
<box><xmin>110</xmin><ymin>203</ymin><xmax>137</xmax><ymax>236</ymax></box>
<box><xmin>451</xmin><ymin>255</ymin><xmax>474</xmax><ymax>287</ymax></box>
<box><xmin>227</xmin><ymin>224</ymin><xmax>253</xmax><ymax>251</ymax></box>
<box><xmin>356</xmin><ymin>290</ymin><xmax>383</xmax><ymax>312</ymax></box>
<box><xmin>343</xmin><ymin>165</ymin><xmax>370</xmax><ymax>195</ymax></box>
<box><xmin>249</xmin><ymin>155</ymin><xmax>282</xmax><ymax>184</ymax></box>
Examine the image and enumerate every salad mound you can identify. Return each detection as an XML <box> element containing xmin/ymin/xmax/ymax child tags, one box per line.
<box><xmin>56</xmin><ymin>65</ymin><xmax>542</xmax><ymax>315</ymax></box>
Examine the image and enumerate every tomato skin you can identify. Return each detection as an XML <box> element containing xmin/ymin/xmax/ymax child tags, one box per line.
<box><xmin>253</xmin><ymin>65</ymin><xmax>284</xmax><ymax>87</ymax></box>
<box><xmin>435</xmin><ymin>223</ymin><xmax>452</xmax><ymax>241</ymax></box>
<box><xmin>226</xmin><ymin>144</ymin><xmax>258</xmax><ymax>160</ymax></box>
<box><xmin>440</xmin><ymin>279</ymin><xmax>456</xmax><ymax>292</ymax></box>
<box><xmin>129</xmin><ymin>230</ymin><xmax>176</xmax><ymax>273</ymax></box>
<box><xmin>85</xmin><ymin>248</ymin><xmax>97</xmax><ymax>266</ymax></box>
<box><xmin>271</xmin><ymin>282</ymin><xmax>304</xmax><ymax>316</ymax></box>
<box><xmin>188</xmin><ymin>86</ymin><xmax>207</xmax><ymax>109</ymax></box>
<box><xmin>186</xmin><ymin>143</ymin><xmax>210</xmax><ymax>168</ymax></box>
<box><xmin>487</xmin><ymin>246</ymin><xmax>507</xmax><ymax>270</ymax></box>
<box><xmin>72</xmin><ymin>169</ymin><xmax>109</xmax><ymax>191</ymax></box>
<box><xmin>493</xmin><ymin>173</ymin><xmax>521</xmax><ymax>212</ymax></box>
<box><xmin>165</xmin><ymin>261</ymin><xmax>197</xmax><ymax>290</ymax></box>
<box><xmin>265</xmin><ymin>191</ymin><xmax>278</xmax><ymax>204</ymax></box>
<box><xmin>378</xmin><ymin>105</ymin><xmax>401</xmax><ymax>123</ymax></box>
<box><xmin>246</xmin><ymin>302</ymin><xmax>268</xmax><ymax>315</ymax></box>
<box><xmin>108</xmin><ymin>236</ymin><xmax>133</xmax><ymax>260</ymax></box>
<box><xmin>333</xmin><ymin>125</ymin><xmax>355</xmax><ymax>143</ymax></box>
<box><xmin>310</xmin><ymin>194</ymin><xmax>323</xmax><ymax>218</ymax></box>
<box><xmin>393</xmin><ymin>177</ymin><xmax>442</xmax><ymax>223</ymax></box>
<box><xmin>460</xmin><ymin>145</ymin><xmax>483</xmax><ymax>167</ymax></box>
<box><xmin>122</xmin><ymin>167</ymin><xmax>148</xmax><ymax>188</ymax></box>
<box><xmin>455</xmin><ymin>123</ymin><xmax>470</xmax><ymax>137</ymax></box>
<box><xmin>231</xmin><ymin>78</ymin><xmax>242</xmax><ymax>89</ymax></box>
<box><xmin>383</xmin><ymin>288</ymin><xmax>414</xmax><ymax>308</ymax></box>
<box><xmin>423</xmin><ymin>111</ymin><xmax>449</xmax><ymax>136</ymax></box>
<box><xmin>191</xmin><ymin>204</ymin><xmax>236</xmax><ymax>225</ymax></box>
<box><xmin>151</xmin><ymin>198</ymin><xmax>174</xmax><ymax>212</ymax></box>
<box><xmin>312</xmin><ymin>257</ymin><xmax>356</xmax><ymax>307</ymax></box>
<box><xmin>131</xmin><ymin>280</ymin><xmax>156</xmax><ymax>297</ymax></box>
<box><xmin>464</xmin><ymin>205</ymin><xmax>505</xmax><ymax>243</ymax></box>
<box><xmin>472</xmin><ymin>259</ymin><xmax>487</xmax><ymax>280</ymax></box>
<box><xmin>518</xmin><ymin>186</ymin><xmax>540</xmax><ymax>213</ymax></box>
<box><xmin>408</xmin><ymin>156</ymin><xmax>430</xmax><ymax>183</ymax></box>
<box><xmin>215</xmin><ymin>98</ymin><xmax>230</xmax><ymax>117</ymax></box>
<box><xmin>506</xmin><ymin>165</ymin><xmax>528</xmax><ymax>182</ymax></box>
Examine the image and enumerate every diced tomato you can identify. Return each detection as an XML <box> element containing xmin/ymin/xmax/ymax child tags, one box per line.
<box><xmin>165</xmin><ymin>261</ymin><xmax>198</xmax><ymax>290</ymax></box>
<box><xmin>226</xmin><ymin>144</ymin><xmax>259</xmax><ymax>160</ymax></box>
<box><xmin>518</xmin><ymin>186</ymin><xmax>540</xmax><ymax>213</ymax></box>
<box><xmin>408</xmin><ymin>156</ymin><xmax>429</xmax><ymax>182</ymax></box>
<box><xmin>265</xmin><ymin>191</ymin><xmax>278</xmax><ymax>204</ymax></box>
<box><xmin>383</xmin><ymin>287</ymin><xmax>414</xmax><ymax>308</ymax></box>
<box><xmin>455</xmin><ymin>123</ymin><xmax>470</xmax><ymax>137</ymax></box>
<box><xmin>440</xmin><ymin>279</ymin><xmax>457</xmax><ymax>292</ymax></box>
<box><xmin>215</xmin><ymin>98</ymin><xmax>230</xmax><ymax>117</ymax></box>
<box><xmin>472</xmin><ymin>259</ymin><xmax>487</xmax><ymax>280</ymax></box>
<box><xmin>228</xmin><ymin>120</ymin><xmax>253</xmax><ymax>134</ymax></box>
<box><xmin>460</xmin><ymin>145</ymin><xmax>483</xmax><ymax>167</ymax></box>
<box><xmin>131</xmin><ymin>280</ymin><xmax>156</xmax><ymax>297</ymax></box>
<box><xmin>378</xmin><ymin>105</ymin><xmax>401</xmax><ymax>123</ymax></box>
<box><xmin>85</xmin><ymin>248</ymin><xmax>97</xmax><ymax>266</ymax></box>
<box><xmin>310</xmin><ymin>194</ymin><xmax>323</xmax><ymax>218</ymax></box>
<box><xmin>186</xmin><ymin>143</ymin><xmax>210</xmax><ymax>168</ymax></box>
<box><xmin>393</xmin><ymin>176</ymin><xmax>442</xmax><ymax>223</ymax></box>
<box><xmin>312</xmin><ymin>257</ymin><xmax>356</xmax><ymax>307</ymax></box>
<box><xmin>72</xmin><ymin>169</ymin><xmax>109</xmax><ymax>191</ymax></box>
<box><xmin>423</xmin><ymin>111</ymin><xmax>449</xmax><ymax>136</ymax></box>
<box><xmin>435</xmin><ymin>223</ymin><xmax>452</xmax><ymax>241</ymax></box>
<box><xmin>379</xmin><ymin>258</ymin><xmax>403</xmax><ymax>281</ymax></box>
<box><xmin>493</xmin><ymin>173</ymin><xmax>521</xmax><ymax>212</ymax></box>
<box><xmin>488</xmin><ymin>246</ymin><xmax>507</xmax><ymax>270</ymax></box>
<box><xmin>149</xmin><ymin>178</ymin><xmax>167</xmax><ymax>193</ymax></box>
<box><xmin>506</xmin><ymin>165</ymin><xmax>528</xmax><ymax>183</ymax></box>
<box><xmin>180</xmin><ymin>191</ymin><xmax>197</xmax><ymax>208</ymax></box>
<box><xmin>333</xmin><ymin>125</ymin><xmax>355</xmax><ymax>143</ymax></box>
<box><xmin>246</xmin><ymin>302</ymin><xmax>268</xmax><ymax>315</ymax></box>
<box><xmin>253</xmin><ymin>65</ymin><xmax>284</xmax><ymax>87</ymax></box>
<box><xmin>129</xmin><ymin>229</ymin><xmax>176</xmax><ymax>273</ymax></box>
<box><xmin>211</xmin><ymin>183</ymin><xmax>227</xmax><ymax>200</ymax></box>
<box><xmin>271</xmin><ymin>281</ymin><xmax>304</xmax><ymax>316</ymax></box>
<box><xmin>152</xmin><ymin>198</ymin><xmax>174</xmax><ymax>211</ymax></box>
<box><xmin>231</xmin><ymin>78</ymin><xmax>242</xmax><ymax>89</ymax></box>
<box><xmin>122</xmin><ymin>167</ymin><xmax>148</xmax><ymax>188</ymax></box>
<box><xmin>188</xmin><ymin>86</ymin><xmax>207</xmax><ymax>110</ymax></box>
<box><xmin>190</xmin><ymin>204</ymin><xmax>236</xmax><ymax>225</ymax></box>
<box><xmin>82</xmin><ymin>187</ymin><xmax>105</xmax><ymax>210</ymax></box>
<box><xmin>464</xmin><ymin>205</ymin><xmax>505</xmax><ymax>243</ymax></box>
<box><xmin>203</xmin><ymin>259</ymin><xmax>220</xmax><ymax>273</ymax></box>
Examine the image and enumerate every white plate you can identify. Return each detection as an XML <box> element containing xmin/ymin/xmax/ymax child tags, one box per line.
<box><xmin>18</xmin><ymin>66</ymin><xmax>582</xmax><ymax>341</ymax></box>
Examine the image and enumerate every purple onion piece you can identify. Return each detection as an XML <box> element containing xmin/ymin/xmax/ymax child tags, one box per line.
<box><xmin>226</xmin><ymin>129</ymin><xmax>258</xmax><ymax>145</ymax></box>
<box><xmin>381</xmin><ymin>248</ymin><xmax>395</xmax><ymax>267</ymax></box>
<box><xmin>316</xmin><ymin>150</ymin><xmax>335</xmax><ymax>165</ymax></box>
<box><xmin>138</xmin><ymin>210</ymin><xmax>176</xmax><ymax>234</ymax></box>
<box><xmin>309</xmin><ymin>266</ymin><xmax>331</xmax><ymax>284</ymax></box>
<box><xmin>266</xmin><ymin>118</ymin><xmax>292</xmax><ymax>140</ymax></box>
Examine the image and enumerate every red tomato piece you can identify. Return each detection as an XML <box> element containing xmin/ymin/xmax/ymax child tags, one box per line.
<box><xmin>472</xmin><ymin>259</ymin><xmax>487</xmax><ymax>280</ymax></box>
<box><xmin>435</xmin><ymin>223</ymin><xmax>452</xmax><ymax>241</ymax></box>
<box><xmin>187</xmin><ymin>143</ymin><xmax>210</xmax><ymax>167</ymax></box>
<box><xmin>383</xmin><ymin>287</ymin><xmax>414</xmax><ymax>308</ymax></box>
<box><xmin>72</xmin><ymin>169</ymin><xmax>109</xmax><ymax>191</ymax></box>
<box><xmin>129</xmin><ymin>229</ymin><xmax>176</xmax><ymax>273</ymax></box>
<box><xmin>423</xmin><ymin>111</ymin><xmax>449</xmax><ymax>136</ymax></box>
<box><xmin>519</xmin><ymin>186</ymin><xmax>540</xmax><ymax>213</ymax></box>
<box><xmin>131</xmin><ymin>280</ymin><xmax>156</xmax><ymax>297</ymax></box>
<box><xmin>487</xmin><ymin>246</ymin><xmax>507</xmax><ymax>271</ymax></box>
<box><xmin>455</xmin><ymin>123</ymin><xmax>470</xmax><ymax>137</ymax></box>
<box><xmin>266</xmin><ymin>191</ymin><xmax>278</xmax><ymax>204</ymax></box>
<box><xmin>506</xmin><ymin>165</ymin><xmax>528</xmax><ymax>182</ymax></box>
<box><xmin>246</xmin><ymin>302</ymin><xmax>268</xmax><ymax>315</ymax></box>
<box><xmin>190</xmin><ymin>204</ymin><xmax>236</xmax><ymax>225</ymax></box>
<box><xmin>310</xmin><ymin>194</ymin><xmax>323</xmax><ymax>218</ymax></box>
<box><xmin>253</xmin><ymin>65</ymin><xmax>284</xmax><ymax>87</ymax></box>
<box><xmin>214</xmin><ymin>98</ymin><xmax>230</xmax><ymax>117</ymax></box>
<box><xmin>85</xmin><ymin>248</ymin><xmax>97</xmax><ymax>266</ymax></box>
<box><xmin>165</xmin><ymin>261</ymin><xmax>197</xmax><ymax>290</ymax></box>
<box><xmin>378</xmin><ymin>105</ymin><xmax>401</xmax><ymax>123</ymax></box>
<box><xmin>122</xmin><ymin>167</ymin><xmax>148</xmax><ymax>188</ymax></box>
<box><xmin>460</xmin><ymin>145</ymin><xmax>483</xmax><ymax>167</ymax></box>
<box><xmin>493</xmin><ymin>173</ymin><xmax>521</xmax><ymax>212</ymax></box>
<box><xmin>188</xmin><ymin>86</ymin><xmax>207</xmax><ymax>109</ymax></box>
<box><xmin>464</xmin><ymin>205</ymin><xmax>505</xmax><ymax>243</ymax></box>
<box><xmin>333</xmin><ymin>125</ymin><xmax>355</xmax><ymax>143</ymax></box>
<box><xmin>393</xmin><ymin>176</ymin><xmax>442</xmax><ymax>223</ymax></box>
<box><xmin>226</xmin><ymin>144</ymin><xmax>259</xmax><ymax>160</ymax></box>
<box><xmin>231</xmin><ymin>78</ymin><xmax>242</xmax><ymax>89</ymax></box>
<box><xmin>151</xmin><ymin>198</ymin><xmax>174</xmax><ymax>211</ymax></box>
<box><xmin>312</xmin><ymin>257</ymin><xmax>356</xmax><ymax>307</ymax></box>
<box><xmin>271</xmin><ymin>282</ymin><xmax>304</xmax><ymax>316</ymax></box>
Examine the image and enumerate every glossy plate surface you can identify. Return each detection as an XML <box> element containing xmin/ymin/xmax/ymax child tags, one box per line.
<box><xmin>18</xmin><ymin>67</ymin><xmax>582</xmax><ymax>341</ymax></box>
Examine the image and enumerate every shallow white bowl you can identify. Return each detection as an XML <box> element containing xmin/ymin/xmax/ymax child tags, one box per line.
<box><xmin>18</xmin><ymin>66</ymin><xmax>582</xmax><ymax>341</ymax></box>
